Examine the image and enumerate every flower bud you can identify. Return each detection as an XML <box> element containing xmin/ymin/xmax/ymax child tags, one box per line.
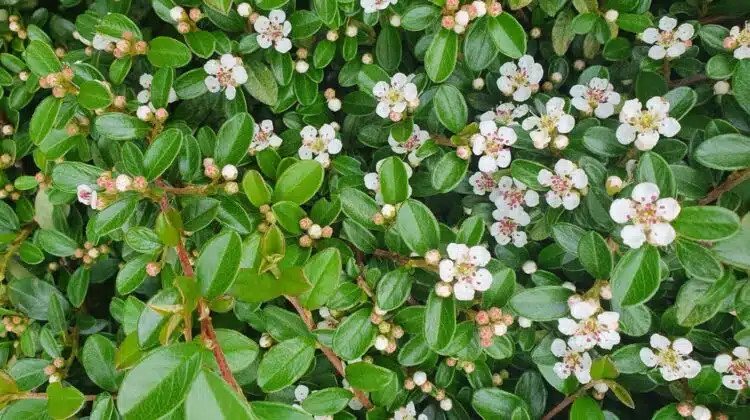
<box><xmin>221</xmin><ymin>164</ymin><xmax>238</xmax><ymax>181</ymax></box>
<box><xmin>488</xmin><ymin>2</ymin><xmax>502</xmax><ymax>16</ymax></box>
<box><xmin>362</xmin><ymin>53</ymin><xmax>373</xmax><ymax>64</ymax></box>
<box><xmin>472</xmin><ymin>77</ymin><xmax>485</xmax><ymax>90</ymax></box>
<box><xmin>390</xmin><ymin>14</ymin><xmax>401</xmax><ymax>27</ymax></box>
<box><xmin>189</xmin><ymin>8</ymin><xmax>202</xmax><ymax>21</ymax></box>
<box><xmin>374</xmin><ymin>335</ymin><xmax>389</xmax><ymax>350</ymax></box>
<box><xmin>404</xmin><ymin>377</ymin><xmax>415</xmax><ymax>390</ymax></box>
<box><xmin>606</xmin><ymin>175</ymin><xmax>623</xmax><ymax>195</ymax></box>
<box><xmin>600</xmin><ymin>283</ymin><xmax>613</xmax><ymax>300</ymax></box>
<box><xmin>456</xmin><ymin>145</ymin><xmax>471</xmax><ymax>160</ymax></box>
<box><xmin>574</xmin><ymin>60</ymin><xmax>586</xmax><ymax>71</ymax></box>
<box><xmin>328</xmin><ymin>97</ymin><xmax>342</xmax><ymax>112</ymax></box>
<box><xmin>326</xmin><ymin>30</ymin><xmax>338</xmax><ymax>41</ymax></box>
<box><xmin>676</xmin><ymin>402</ymin><xmax>693</xmax><ymax>417</ymax></box>
<box><xmin>224</xmin><ymin>181</ymin><xmax>239</xmax><ymax>194</ymax></box>
<box><xmin>453</xmin><ymin>24</ymin><xmax>466</xmax><ymax>34</ymax></box>
<box><xmin>473</xmin><ymin>1</ymin><xmax>487</xmax><ymax>17</ymax></box>
<box><xmin>308</xmin><ymin>224</ymin><xmax>323</xmax><ymax>239</ymax></box>
<box><xmin>44</xmin><ymin>365</ymin><xmax>56</xmax><ymax>375</ymax></box>
<box><xmin>475</xmin><ymin>311</ymin><xmax>489</xmax><ymax>325</ymax></box>
<box><xmin>522</xmin><ymin>260</ymin><xmax>537</xmax><ymax>274</ymax></box>
<box><xmin>441</xmin><ymin>16</ymin><xmax>455</xmax><ymax>30</ymax></box>
<box><xmin>455</xmin><ymin>10</ymin><xmax>469</xmax><ymax>26</ymax></box>
<box><xmin>605</xmin><ymin>10</ymin><xmax>619</xmax><ymax>22</ymax></box>
<box><xmin>424</xmin><ymin>249</ymin><xmax>440</xmax><ymax>265</ymax></box>
<box><xmin>237</xmin><ymin>2</ymin><xmax>252</xmax><ymax>17</ymax></box>
<box><xmin>435</xmin><ymin>282</ymin><xmax>452</xmax><ymax>298</ymax></box>
<box><xmin>381</xmin><ymin>204</ymin><xmax>396</xmax><ymax>219</ymax></box>
<box><xmin>553</xmin><ymin>135</ymin><xmax>569</xmax><ymax>150</ymax></box>
<box><xmin>299</xmin><ymin>217</ymin><xmax>313</xmax><ymax>230</ymax></box>
<box><xmin>321</xmin><ymin>226</ymin><xmax>333</xmax><ymax>238</ymax></box>
<box><xmin>299</xmin><ymin>235</ymin><xmax>312</xmax><ymax>247</ymax></box>
<box><xmin>115</xmin><ymin>174</ymin><xmax>132</xmax><ymax>192</ymax></box>
<box><xmin>724</xmin><ymin>36</ymin><xmax>738</xmax><ymax>49</ymax></box>
<box><xmin>463</xmin><ymin>362</ymin><xmax>475</xmax><ymax>373</ymax></box>
<box><xmin>440</xmin><ymin>398</ymin><xmax>453</xmax><ymax>411</ymax></box>
<box><xmin>204</xmin><ymin>165</ymin><xmax>220</xmax><ymax>179</ymax></box>
<box><xmin>714</xmin><ymin>80</ymin><xmax>730</xmax><ymax>95</ymax></box>
<box><xmin>413</xmin><ymin>370</ymin><xmax>427</xmax><ymax>386</ymax></box>
<box><xmin>259</xmin><ymin>333</ymin><xmax>273</xmax><ymax>348</ymax></box>
<box><xmin>345</xmin><ymin>25</ymin><xmax>358</xmax><ymax>37</ymax></box>
<box><xmin>53</xmin><ymin>358</ymin><xmax>65</xmax><ymax>369</ymax></box>
<box><xmin>146</xmin><ymin>262</ymin><xmax>161</xmax><ymax>276</ymax></box>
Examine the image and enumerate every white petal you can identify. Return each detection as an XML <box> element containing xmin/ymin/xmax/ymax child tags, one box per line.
<box><xmin>439</xmin><ymin>259</ymin><xmax>455</xmax><ymax>281</ymax></box>
<box><xmin>391</xmin><ymin>73</ymin><xmax>408</xmax><ymax>89</ymax></box>
<box><xmin>269</xmin><ymin>9</ymin><xmax>286</xmax><ymax>24</ymax></box>
<box><xmin>681</xmin><ymin>359</ymin><xmax>701</xmax><ymax>379</ymax></box>
<box><xmin>557</xmin><ymin>114</ymin><xmax>575</xmax><ymax>134</ymax></box>
<box><xmin>546</xmin><ymin>97</ymin><xmax>566</xmax><ymax>114</ymax></box>
<box><xmin>327</xmin><ymin>138</ymin><xmax>343</xmax><ymax>155</ymax></box>
<box><xmin>659</xmin><ymin>118</ymin><xmax>681</xmax><ymax>138</ymax></box>
<box><xmin>553</xmin><ymin>362</ymin><xmax>571</xmax><ymax>379</ymax></box>
<box><xmin>594</xmin><ymin>103</ymin><xmax>615</xmax><ymax>119</ymax></box>
<box><xmin>274</xmin><ymin>38</ymin><xmax>292</xmax><ymax>53</ymax></box>
<box><xmin>139</xmin><ymin>73</ymin><xmax>153</xmax><ymax>88</ymax></box>
<box><xmin>672</xmin><ymin>338</ymin><xmax>693</xmax><ymax>355</ymax></box>
<box><xmin>546</xmin><ymin>192</ymin><xmax>563</xmax><ymax>208</ymax></box>
<box><xmin>558</xmin><ymin>318</ymin><xmax>579</xmax><ymax>336</ymax></box>
<box><xmin>554</xmin><ymin>159</ymin><xmax>576</xmax><ymax>176</ymax></box>
<box><xmin>666</xmin><ymin>43</ymin><xmax>687</xmax><ymax>58</ymax></box>
<box><xmin>254</xmin><ymin>16</ymin><xmax>271</xmax><ymax>34</ymax></box>
<box><xmin>659</xmin><ymin>16</ymin><xmax>677</xmax><ymax>32</ymax></box>
<box><xmin>641</xmin><ymin>28</ymin><xmax>660</xmax><ymax>44</ymax></box>
<box><xmin>447</xmin><ymin>243</ymin><xmax>469</xmax><ymax>260</ymax></box>
<box><xmin>733</xmin><ymin>346</ymin><xmax>750</xmax><ymax>359</ymax></box>
<box><xmin>635</xmin><ymin>131</ymin><xmax>660</xmax><ymax>151</ymax></box>
<box><xmin>524</xmin><ymin>191</ymin><xmax>539</xmax><ymax>207</ymax></box>
<box><xmin>691</xmin><ymin>406</ymin><xmax>710</xmax><ymax>420</ymax></box>
<box><xmin>513</xmin><ymin>86</ymin><xmax>532</xmax><ymax>102</ymax></box>
<box><xmin>571</xmin><ymin>169</ymin><xmax>588</xmax><ymax>189</ymax></box>
<box><xmin>204</xmin><ymin>76</ymin><xmax>221</xmax><ymax>92</ymax></box>
<box><xmin>656</xmin><ymin>198</ymin><xmax>680</xmax><ymax>221</ymax></box>
<box><xmin>610</xmin><ymin>198</ymin><xmax>635</xmax><ymax>224</ymax></box>
<box><xmin>621</xmin><ymin>225</ymin><xmax>647</xmax><ymax>249</ymax></box>
<box><xmin>650</xmin><ymin>334</ymin><xmax>671</xmax><ymax>350</ymax></box>
<box><xmin>224</xmin><ymin>85</ymin><xmax>237</xmax><ymax>100</ymax></box>
<box><xmin>676</xmin><ymin>23</ymin><xmax>695</xmax><ymax>40</ymax></box>
<box><xmin>375</xmin><ymin>102</ymin><xmax>390</xmax><ymax>118</ymax></box>
<box><xmin>640</xmin><ymin>348</ymin><xmax>658</xmax><ymax>367</ymax></box>
<box><xmin>616</xmin><ymin>123</ymin><xmax>637</xmax><ymax>145</ymax></box>
<box><xmin>203</xmin><ymin>60</ymin><xmax>219</xmax><ymax>75</ymax></box>
<box><xmin>364</xmin><ymin>173</ymin><xmax>379</xmax><ymax>190</ymax></box>
<box><xmin>232</xmin><ymin>66</ymin><xmax>248</xmax><ymax>84</ymax></box>
<box><xmin>714</xmin><ymin>354</ymin><xmax>732</xmax><ymax>372</ymax></box>
<box><xmin>648</xmin><ymin>45</ymin><xmax>667</xmax><ymax>60</ymax></box>
<box><xmin>469</xmin><ymin>246</ymin><xmax>491</xmax><ymax>266</ymax></box>
<box><xmin>478</xmin><ymin>156</ymin><xmax>497</xmax><ymax>173</ymax></box>
<box><xmin>453</xmin><ymin>282</ymin><xmax>475</xmax><ymax>301</ymax></box>
<box><xmin>294</xmin><ymin>385</ymin><xmax>309</xmax><ymax>401</ymax></box>
<box><xmin>722</xmin><ymin>375</ymin><xmax>745</xmax><ymax>390</ymax></box>
<box><xmin>632</xmin><ymin>182</ymin><xmax>660</xmax><ymax>204</ymax></box>
<box><xmin>298</xmin><ymin>146</ymin><xmax>313</xmax><ymax>160</ymax></box>
<box><xmin>538</xmin><ymin>169</ymin><xmax>553</xmax><ymax>186</ymax></box>
<box><xmin>301</xmin><ymin>126</ymin><xmax>317</xmax><ymax>141</ymax></box>
<box><xmin>562</xmin><ymin>192</ymin><xmax>581</xmax><ymax>210</ymax></box>
<box><xmin>472</xmin><ymin>269</ymin><xmax>493</xmax><ymax>291</ymax></box>
<box><xmin>220</xmin><ymin>54</ymin><xmax>236</xmax><ymax>68</ymax></box>
<box><xmin>551</xmin><ymin>338</ymin><xmax>568</xmax><ymax>357</ymax></box>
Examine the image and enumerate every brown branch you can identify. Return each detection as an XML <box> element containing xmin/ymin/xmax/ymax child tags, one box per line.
<box><xmin>157</xmin><ymin>190</ymin><xmax>243</xmax><ymax>397</ymax></box>
<box><xmin>699</xmin><ymin>168</ymin><xmax>750</xmax><ymax>205</ymax></box>
<box><xmin>285</xmin><ymin>296</ymin><xmax>373</xmax><ymax>409</ymax></box>
<box><xmin>354</xmin><ymin>250</ymin><xmax>374</xmax><ymax>298</ymax></box>
<box><xmin>373</xmin><ymin>249</ymin><xmax>411</xmax><ymax>264</ymax></box>
<box><xmin>541</xmin><ymin>383</ymin><xmax>594</xmax><ymax>420</ymax></box>
<box><xmin>668</xmin><ymin>74</ymin><xmax>708</xmax><ymax>88</ymax></box>
<box><xmin>698</xmin><ymin>15</ymin><xmax>734</xmax><ymax>24</ymax></box>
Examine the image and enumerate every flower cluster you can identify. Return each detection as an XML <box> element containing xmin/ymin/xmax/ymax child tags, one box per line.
<box><xmin>249</xmin><ymin>120</ymin><xmax>283</xmax><ymax>155</ymax></box>
<box><xmin>439</xmin><ymin>0</ymin><xmax>493</xmax><ymax>35</ymax></box>
<box><xmin>551</xmin><ymin>337</ymin><xmax>593</xmax><ymax>384</ymax></box>
<box><xmin>640</xmin><ymin>16</ymin><xmax>694</xmax><ymax>60</ymax></box>
<box><xmin>470</xmin><ymin>120</ymin><xmax>517</xmax><ymax>172</ymax></box>
<box><xmin>373</xmin><ymin>73</ymin><xmax>419</xmax><ymax>122</ymax></box>
<box><xmin>489</xmin><ymin>177</ymin><xmax>539</xmax><ymax>247</ymax></box>
<box><xmin>558</xmin><ymin>295</ymin><xmax>620</xmax><ymax>352</ymax></box>
<box><xmin>475</xmin><ymin>307</ymin><xmax>513</xmax><ymax>348</ymax></box>
<box><xmin>169</xmin><ymin>6</ymin><xmax>202</xmax><ymax>34</ymax></box>
<box><xmin>610</xmin><ymin>182</ymin><xmax>681</xmax><ymax>248</ymax></box>
<box><xmin>570</xmin><ymin>77</ymin><xmax>621</xmax><ymax>119</ymax></box>
<box><xmin>538</xmin><ymin>159</ymin><xmax>588</xmax><ymax>210</ymax></box>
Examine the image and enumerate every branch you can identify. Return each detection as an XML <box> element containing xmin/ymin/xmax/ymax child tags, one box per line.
<box><xmin>157</xmin><ymin>190</ymin><xmax>244</xmax><ymax>397</ymax></box>
<box><xmin>699</xmin><ymin>168</ymin><xmax>750</xmax><ymax>205</ymax></box>
<box><xmin>541</xmin><ymin>383</ymin><xmax>594</xmax><ymax>420</ymax></box>
<box><xmin>668</xmin><ymin>74</ymin><xmax>707</xmax><ymax>88</ymax></box>
<box><xmin>285</xmin><ymin>296</ymin><xmax>373</xmax><ymax>410</ymax></box>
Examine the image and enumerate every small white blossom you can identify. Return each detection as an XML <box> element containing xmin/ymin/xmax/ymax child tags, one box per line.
<box><xmin>471</xmin><ymin>120</ymin><xmax>517</xmax><ymax>172</ymax></box>
<box><xmin>518</xmin><ymin>316</ymin><xmax>532</xmax><ymax>328</ymax></box>
<box><xmin>490</xmin><ymin>208</ymin><xmax>529</xmax><ymax>248</ymax></box>
<box><xmin>479</xmin><ymin>102</ymin><xmax>528</xmax><ymax>126</ymax></box>
<box><xmin>364</xmin><ymin>158</ymin><xmax>413</xmax><ymax>204</ymax></box>
<box><xmin>468</xmin><ymin>171</ymin><xmax>498</xmax><ymax>196</ymax></box>
<box><xmin>610</xmin><ymin>182</ymin><xmax>680</xmax><ymax>249</ymax></box>
<box><xmin>412</xmin><ymin>371</ymin><xmax>427</xmax><ymax>386</ymax></box>
<box><xmin>522</xmin><ymin>97</ymin><xmax>575</xmax><ymax>149</ymax></box>
<box><xmin>254</xmin><ymin>10</ymin><xmax>293</xmax><ymax>53</ymax></box>
<box><xmin>641</xmin><ymin>17</ymin><xmax>694</xmax><ymax>60</ymax></box>
<box><xmin>299</xmin><ymin>124</ymin><xmax>343</xmax><ymax>167</ymax></box>
<box><xmin>616</xmin><ymin>97</ymin><xmax>680</xmax><ymax>151</ymax></box>
<box><xmin>361</xmin><ymin>0</ymin><xmax>397</xmax><ymax>14</ymax></box>
<box><xmin>558</xmin><ymin>310</ymin><xmax>621</xmax><ymax>352</ymax></box>
<box><xmin>388</xmin><ymin>124</ymin><xmax>429</xmax><ymax>166</ymax></box>
<box><xmin>203</xmin><ymin>54</ymin><xmax>248</xmax><ymax>100</ymax></box>
<box><xmin>551</xmin><ymin>338</ymin><xmax>592</xmax><ymax>384</ymax></box>
<box><xmin>640</xmin><ymin>334</ymin><xmax>701</xmax><ymax>381</ymax></box>
<box><xmin>538</xmin><ymin>159</ymin><xmax>588</xmax><ymax>210</ymax></box>
<box><xmin>489</xmin><ymin>177</ymin><xmax>538</xmax><ymax>248</ymax></box>
<box><xmin>714</xmin><ymin>346</ymin><xmax>750</xmax><ymax>390</ymax></box>
<box><xmin>249</xmin><ymin>120</ymin><xmax>283</xmax><ymax>154</ymax></box>
<box><xmin>569</xmin><ymin>78</ymin><xmax>621</xmax><ymax>119</ymax></box>
<box><xmin>438</xmin><ymin>243</ymin><xmax>493</xmax><ymax>301</ymax></box>
<box><xmin>497</xmin><ymin>55</ymin><xmax>543</xmax><ymax>102</ymax></box>
<box><xmin>373</xmin><ymin>73</ymin><xmax>418</xmax><ymax>120</ymax></box>
<box><xmin>490</xmin><ymin>176</ymin><xmax>540</xmax><ymax>215</ymax></box>
<box><xmin>76</xmin><ymin>185</ymin><xmax>99</xmax><ymax>209</ymax></box>
<box><xmin>726</xmin><ymin>24</ymin><xmax>750</xmax><ymax>60</ymax></box>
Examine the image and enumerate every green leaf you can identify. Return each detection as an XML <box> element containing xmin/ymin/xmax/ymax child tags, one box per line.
<box><xmin>577</xmin><ymin>231</ymin><xmax>613</xmax><ymax>279</ymax></box>
<box><xmin>378</xmin><ymin>157</ymin><xmax>409</xmax><ymax>204</ymax></box>
<box><xmin>431</xmin><ymin>152</ymin><xmax>469</xmax><ymax>193</ymax></box>
<box><xmin>47</xmin><ymin>382</ymin><xmax>86</xmax><ymax>419</ymax></box>
<box><xmin>435</xmin><ymin>84</ymin><xmax>468</xmax><ymax>133</ymax></box>
<box><xmin>95</xmin><ymin>113</ymin><xmax>151</xmax><ymax>141</ymax></box>
<box><xmin>257</xmin><ymin>336</ymin><xmax>315</xmax><ymax>392</ymax></box>
<box><xmin>243</xmin><ymin>61</ymin><xmax>278</xmax><ymax>106</ymax></box>
<box><xmin>37</xmin><ymin>229</ymin><xmax>78</xmax><ymax>257</ymax></box>
<box><xmin>333</xmin><ymin>307</ymin><xmax>376</xmax><ymax>360</ymax></box>
<box><xmin>401</xmin><ymin>4</ymin><xmax>441</xmax><ymax>31</ymax></box>
<box><xmin>150</xmin><ymin>67</ymin><xmax>175</xmax><ymax>109</ymax></box>
<box><xmin>196</xmin><ymin>231</ymin><xmax>242</xmax><ymax>299</ymax></box>
<box><xmin>675</xmin><ymin>239</ymin><xmax>724</xmax><ymax>282</ymax></box>
<box><xmin>147</xmin><ymin>37</ymin><xmax>192</xmax><ymax>68</ymax></box>
<box><xmin>375</xmin><ymin>25</ymin><xmax>402</xmax><ymax>71</ymax></box>
<box><xmin>214</xmin><ymin>112</ymin><xmax>254</xmax><ymax>166</ymax></box>
<box><xmin>464</xmin><ymin>17</ymin><xmax>499</xmax><ymax>71</ymax></box>
<box><xmin>664</xmin><ymin>87</ymin><xmax>697</xmax><ymax>120</ymax></box>
<box><xmin>345</xmin><ymin>362</ymin><xmax>396</xmax><ymax>392</ymax></box>
<box><xmin>610</xmin><ymin>245</ymin><xmax>661</xmax><ymax>306</ymax></box>
<box><xmin>488</xmin><ymin>13</ymin><xmax>527</xmax><ymax>58</ymax></box>
<box><xmin>672</xmin><ymin>206</ymin><xmax>740</xmax><ymax>241</ymax></box>
<box><xmin>424</xmin><ymin>290</ymin><xmax>456</xmax><ymax>351</ymax></box>
<box><xmin>77</xmin><ymin>80</ymin><xmax>113</xmax><ymax>110</ymax></box>
<box><xmin>509</xmin><ymin>286</ymin><xmax>573</xmax><ymax>321</ymax></box>
<box><xmin>301</xmin><ymin>388</ymin><xmax>352</xmax><ymax>416</ymax></box>
<box><xmin>694</xmin><ymin>134</ymin><xmax>750</xmax><ymax>170</ymax></box>
<box><xmin>242</xmin><ymin>170</ymin><xmax>272</xmax><ymax>207</ymax></box>
<box><xmin>29</xmin><ymin>96</ymin><xmax>62</xmax><ymax>145</ymax></box>
<box><xmin>569</xmin><ymin>396</ymin><xmax>604</xmax><ymax>420</ymax></box>
<box><xmin>472</xmin><ymin>388</ymin><xmax>530</xmax><ymax>419</ymax></box>
<box><xmin>425</xmin><ymin>29</ymin><xmax>458</xmax><ymax>83</ymax></box>
<box><xmin>394</xmin><ymin>199</ymin><xmax>440</xmax><ymax>255</ymax></box>
<box><xmin>376</xmin><ymin>267</ymin><xmax>413</xmax><ymax>312</ymax></box>
<box><xmin>185</xmin><ymin>370</ymin><xmax>253</xmax><ymax>420</ymax></box>
<box><xmin>713</xmin><ymin>227</ymin><xmax>750</xmax><ymax>270</ymax></box>
<box><xmin>273</xmin><ymin>160</ymin><xmax>324</xmax><ymax>205</ymax></box>
<box><xmin>732</xmin><ymin>59</ymin><xmax>750</xmax><ymax>116</ymax></box>
<box><xmin>24</xmin><ymin>40</ymin><xmax>62</xmax><ymax>76</ymax></box>
<box><xmin>144</xmin><ymin>128</ymin><xmax>183</xmax><ymax>181</ymax></box>
<box><xmin>203</xmin><ymin>0</ymin><xmax>233</xmax><ymax>15</ymax></box>
<box><xmin>551</xmin><ymin>223</ymin><xmax>585</xmax><ymax>256</ymax></box>
<box><xmin>675</xmin><ymin>272</ymin><xmax>736</xmax><ymax>327</ymax></box>
<box><xmin>182</xmin><ymin>198</ymin><xmax>220</xmax><ymax>232</ymax></box>
<box><xmin>299</xmin><ymin>248</ymin><xmax>341</xmax><ymax>309</ymax></box>
<box><xmin>250</xmin><ymin>402</ymin><xmax>311</xmax><ymax>420</ymax></box>
<box><xmin>92</xmin><ymin>197</ymin><xmax>138</xmax><ymax>237</ymax></box>
<box><xmin>67</xmin><ymin>267</ymin><xmax>89</xmax><ymax>308</ymax></box>
<box><xmin>511</xmin><ymin>160</ymin><xmax>548</xmax><ymax>190</ymax></box>
<box><xmin>81</xmin><ymin>335</ymin><xmax>122</xmax><ymax>392</ymax></box>
<box><xmin>117</xmin><ymin>343</ymin><xmax>203</xmax><ymax>419</ymax></box>
<box><xmin>213</xmin><ymin>329</ymin><xmax>259</xmax><ymax>372</ymax></box>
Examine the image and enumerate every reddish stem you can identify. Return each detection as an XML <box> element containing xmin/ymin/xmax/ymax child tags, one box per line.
<box><xmin>699</xmin><ymin>169</ymin><xmax>750</xmax><ymax>205</ymax></box>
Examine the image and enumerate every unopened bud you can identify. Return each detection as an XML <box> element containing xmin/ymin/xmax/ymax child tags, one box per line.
<box><xmin>424</xmin><ymin>249</ymin><xmax>440</xmax><ymax>265</ymax></box>
<box><xmin>714</xmin><ymin>80</ymin><xmax>730</xmax><ymax>95</ymax></box>
<box><xmin>326</xmin><ymin>30</ymin><xmax>338</xmax><ymax>41</ymax></box>
<box><xmin>530</xmin><ymin>27</ymin><xmax>542</xmax><ymax>39</ymax></box>
<box><xmin>456</xmin><ymin>146</ymin><xmax>471</xmax><ymax>160</ymax></box>
<box><xmin>299</xmin><ymin>235</ymin><xmax>312</xmax><ymax>247</ymax></box>
<box><xmin>574</xmin><ymin>60</ymin><xmax>586</xmax><ymax>71</ymax></box>
<box><xmin>605</xmin><ymin>10</ymin><xmax>619</xmax><ymax>23</ymax></box>
<box><xmin>472</xmin><ymin>78</ymin><xmax>485</xmax><ymax>90</ymax></box>
<box><xmin>605</xmin><ymin>175</ymin><xmax>623</xmax><ymax>195</ymax></box>
<box><xmin>345</xmin><ymin>25</ymin><xmax>358</xmax><ymax>37</ymax></box>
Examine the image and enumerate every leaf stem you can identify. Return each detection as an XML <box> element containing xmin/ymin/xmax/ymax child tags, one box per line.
<box><xmin>699</xmin><ymin>168</ymin><xmax>750</xmax><ymax>205</ymax></box>
<box><xmin>541</xmin><ymin>383</ymin><xmax>594</xmax><ymax>420</ymax></box>
<box><xmin>285</xmin><ymin>295</ymin><xmax>373</xmax><ymax>409</ymax></box>
<box><xmin>668</xmin><ymin>74</ymin><xmax>707</xmax><ymax>88</ymax></box>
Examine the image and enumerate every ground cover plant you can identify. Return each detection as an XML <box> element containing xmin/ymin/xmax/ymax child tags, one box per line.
<box><xmin>0</xmin><ymin>0</ymin><xmax>749</xmax><ymax>418</ymax></box>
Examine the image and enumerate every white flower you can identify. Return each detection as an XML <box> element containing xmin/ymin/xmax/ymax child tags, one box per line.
<box><xmin>714</xmin><ymin>346</ymin><xmax>750</xmax><ymax>390</ymax></box>
<box><xmin>203</xmin><ymin>54</ymin><xmax>248</xmax><ymax>100</ymax></box>
<box><xmin>471</xmin><ymin>121</ymin><xmax>517</xmax><ymax>172</ymax></box>
<box><xmin>521</xmin><ymin>97</ymin><xmax>575</xmax><ymax>149</ymax></box>
<box><xmin>609</xmin><ymin>182</ymin><xmax>680</xmax><ymax>249</ymax></box>
<box><xmin>551</xmin><ymin>338</ymin><xmax>592</xmax><ymax>384</ymax></box>
<box><xmin>249</xmin><ymin>120</ymin><xmax>283</xmax><ymax>154</ymax></box>
<box><xmin>392</xmin><ymin>401</ymin><xmax>420</xmax><ymax>420</ymax></box>
<box><xmin>569</xmin><ymin>78</ymin><xmax>621</xmax><ymax>119</ymax></box>
<box><xmin>616</xmin><ymin>97</ymin><xmax>680</xmax><ymax>151</ymax></box>
<box><xmin>640</xmin><ymin>17</ymin><xmax>694</xmax><ymax>60</ymax></box>
<box><xmin>254</xmin><ymin>10</ymin><xmax>293</xmax><ymax>53</ymax></box>
<box><xmin>537</xmin><ymin>159</ymin><xmax>588</xmax><ymax>210</ymax></box>
<box><xmin>468</xmin><ymin>171</ymin><xmax>498</xmax><ymax>196</ymax></box>
<box><xmin>294</xmin><ymin>384</ymin><xmax>309</xmax><ymax>402</ymax></box>
<box><xmin>373</xmin><ymin>73</ymin><xmax>418</xmax><ymax>120</ymax></box>
<box><xmin>558</xmin><ymin>311</ymin><xmax>621</xmax><ymax>352</ymax></box>
<box><xmin>388</xmin><ymin>124</ymin><xmax>429</xmax><ymax>166</ymax></box>
<box><xmin>137</xmin><ymin>73</ymin><xmax>177</xmax><ymax>106</ymax></box>
<box><xmin>438</xmin><ymin>243</ymin><xmax>493</xmax><ymax>301</ymax></box>
<box><xmin>691</xmin><ymin>406</ymin><xmax>711</xmax><ymax>420</ymax></box>
<box><xmin>496</xmin><ymin>55</ymin><xmax>543</xmax><ymax>102</ymax></box>
<box><xmin>490</xmin><ymin>209</ymin><xmax>529</xmax><ymax>248</ymax></box>
<box><xmin>479</xmin><ymin>102</ymin><xmax>528</xmax><ymax>126</ymax></box>
<box><xmin>299</xmin><ymin>124</ymin><xmax>343</xmax><ymax>167</ymax></box>
<box><xmin>727</xmin><ymin>24</ymin><xmax>750</xmax><ymax>60</ymax></box>
<box><xmin>364</xmin><ymin>159</ymin><xmax>413</xmax><ymax>204</ymax></box>
<box><xmin>640</xmin><ymin>334</ymin><xmax>701</xmax><ymax>381</ymax></box>
<box><xmin>361</xmin><ymin>0</ymin><xmax>397</xmax><ymax>14</ymax></box>
<box><xmin>76</xmin><ymin>185</ymin><xmax>99</xmax><ymax>209</ymax></box>
<box><xmin>115</xmin><ymin>174</ymin><xmax>132</xmax><ymax>192</ymax></box>
<box><xmin>490</xmin><ymin>176</ymin><xmax>539</xmax><ymax>215</ymax></box>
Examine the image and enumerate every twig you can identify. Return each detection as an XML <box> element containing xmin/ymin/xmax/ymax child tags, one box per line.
<box><xmin>669</xmin><ymin>74</ymin><xmax>708</xmax><ymax>88</ymax></box>
<box><xmin>373</xmin><ymin>249</ymin><xmax>411</xmax><ymax>264</ymax></box>
<box><xmin>541</xmin><ymin>383</ymin><xmax>594</xmax><ymax>420</ymax></box>
<box><xmin>354</xmin><ymin>250</ymin><xmax>374</xmax><ymax>298</ymax></box>
<box><xmin>156</xmin><ymin>190</ymin><xmax>243</xmax><ymax>397</ymax></box>
<box><xmin>285</xmin><ymin>296</ymin><xmax>373</xmax><ymax>409</ymax></box>
<box><xmin>699</xmin><ymin>168</ymin><xmax>750</xmax><ymax>205</ymax></box>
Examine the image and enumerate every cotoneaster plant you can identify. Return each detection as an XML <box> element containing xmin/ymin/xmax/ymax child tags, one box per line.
<box><xmin>0</xmin><ymin>0</ymin><xmax>749</xmax><ymax>419</ymax></box>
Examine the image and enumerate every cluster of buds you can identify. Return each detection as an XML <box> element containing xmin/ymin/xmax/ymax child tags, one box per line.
<box><xmin>93</xmin><ymin>31</ymin><xmax>148</xmax><ymax>59</ymax></box>
<box><xmin>8</xmin><ymin>15</ymin><xmax>26</xmax><ymax>39</ymax></box>
<box><xmin>298</xmin><ymin>217</ymin><xmax>333</xmax><ymax>247</ymax></box>
<box><xmin>404</xmin><ymin>371</ymin><xmax>453</xmax><ymax>411</ymax></box>
<box><xmin>316</xmin><ymin>307</ymin><xmax>341</xmax><ymax>329</ymax></box>
<box><xmin>0</xmin><ymin>183</ymin><xmax>20</xmax><ymax>201</ymax></box>
<box><xmin>65</xmin><ymin>115</ymin><xmax>91</xmax><ymax>137</ymax></box>
<box><xmin>170</xmin><ymin>6</ymin><xmax>202</xmax><ymax>34</ymax></box>
<box><xmin>492</xmin><ymin>370</ymin><xmax>510</xmax><ymax>386</ymax></box>
<box><xmin>373</xmin><ymin>204</ymin><xmax>397</xmax><ymax>226</ymax></box>
<box><xmin>445</xmin><ymin>357</ymin><xmax>476</xmax><ymax>374</ymax></box>
<box><xmin>203</xmin><ymin>159</ymin><xmax>239</xmax><ymax>194</ymax></box>
<box><xmin>475</xmin><ymin>307</ymin><xmax>514</xmax><ymax>347</ymax></box>
<box><xmin>34</xmin><ymin>172</ymin><xmax>50</xmax><ymax>190</ymax></box>
<box><xmin>38</xmin><ymin>67</ymin><xmax>76</xmax><ymax>98</ymax></box>
<box><xmin>440</xmin><ymin>0</ymin><xmax>496</xmax><ymax>34</ymax></box>
<box><xmin>72</xmin><ymin>242</ymin><xmax>111</xmax><ymax>266</ymax></box>
<box><xmin>676</xmin><ymin>402</ymin><xmax>714</xmax><ymax>420</ymax></box>
<box><xmin>295</xmin><ymin>48</ymin><xmax>310</xmax><ymax>74</ymax></box>
<box><xmin>324</xmin><ymin>88</ymin><xmax>342</xmax><ymax>112</ymax></box>
<box><xmin>371</xmin><ymin>306</ymin><xmax>404</xmax><ymax>354</ymax></box>
<box><xmin>0</xmin><ymin>153</ymin><xmax>12</xmax><ymax>170</ymax></box>
<box><xmin>1</xmin><ymin>315</ymin><xmax>29</xmax><ymax>336</ymax></box>
<box><xmin>44</xmin><ymin>357</ymin><xmax>66</xmax><ymax>383</ymax></box>
<box><xmin>136</xmin><ymin>104</ymin><xmax>169</xmax><ymax>123</ymax></box>
<box><xmin>96</xmin><ymin>171</ymin><xmax>147</xmax><ymax>194</ymax></box>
